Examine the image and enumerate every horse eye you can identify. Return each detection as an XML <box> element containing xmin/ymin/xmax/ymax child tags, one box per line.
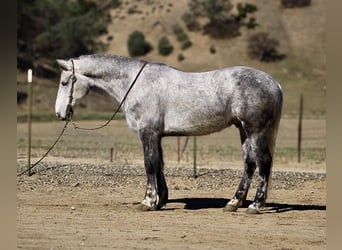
<box><xmin>61</xmin><ymin>81</ymin><xmax>68</xmax><ymax>86</ymax></box>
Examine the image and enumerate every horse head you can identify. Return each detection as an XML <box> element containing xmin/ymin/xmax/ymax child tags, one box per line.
<box><xmin>55</xmin><ymin>59</ymin><xmax>91</xmax><ymax>120</ymax></box>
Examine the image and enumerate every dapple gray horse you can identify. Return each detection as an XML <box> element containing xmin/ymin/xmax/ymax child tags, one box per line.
<box><xmin>55</xmin><ymin>54</ymin><xmax>283</xmax><ymax>214</ymax></box>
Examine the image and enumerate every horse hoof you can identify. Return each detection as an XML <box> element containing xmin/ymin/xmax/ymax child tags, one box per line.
<box><xmin>245</xmin><ymin>204</ymin><xmax>261</xmax><ymax>214</ymax></box>
<box><xmin>136</xmin><ymin>203</ymin><xmax>157</xmax><ymax>211</ymax></box>
<box><xmin>223</xmin><ymin>204</ymin><xmax>238</xmax><ymax>212</ymax></box>
<box><xmin>224</xmin><ymin>198</ymin><xmax>241</xmax><ymax>212</ymax></box>
<box><xmin>156</xmin><ymin>202</ymin><xmax>166</xmax><ymax>210</ymax></box>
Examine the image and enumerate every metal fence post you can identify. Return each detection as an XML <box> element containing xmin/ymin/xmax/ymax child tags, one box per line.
<box><xmin>193</xmin><ymin>136</ymin><xmax>197</xmax><ymax>178</ymax></box>
<box><xmin>27</xmin><ymin>69</ymin><xmax>33</xmax><ymax>176</ymax></box>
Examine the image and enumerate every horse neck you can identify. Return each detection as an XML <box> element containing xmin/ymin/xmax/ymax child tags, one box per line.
<box><xmin>88</xmin><ymin>58</ymin><xmax>144</xmax><ymax>103</ymax></box>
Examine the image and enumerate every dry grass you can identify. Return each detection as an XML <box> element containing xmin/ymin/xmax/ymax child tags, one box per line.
<box><xmin>17</xmin><ymin>118</ymin><xmax>325</xmax><ymax>173</ymax></box>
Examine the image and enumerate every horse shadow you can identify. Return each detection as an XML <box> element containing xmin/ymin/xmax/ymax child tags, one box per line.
<box><xmin>167</xmin><ymin>198</ymin><xmax>326</xmax><ymax>213</ymax></box>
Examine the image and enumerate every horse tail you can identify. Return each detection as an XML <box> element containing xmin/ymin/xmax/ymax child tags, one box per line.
<box><xmin>267</xmin><ymin>82</ymin><xmax>283</xmax><ymax>199</ymax></box>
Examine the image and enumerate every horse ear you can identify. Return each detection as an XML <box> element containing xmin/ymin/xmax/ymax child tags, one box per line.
<box><xmin>56</xmin><ymin>59</ymin><xmax>72</xmax><ymax>71</ymax></box>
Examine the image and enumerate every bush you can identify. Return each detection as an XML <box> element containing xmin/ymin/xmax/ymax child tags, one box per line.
<box><xmin>158</xmin><ymin>36</ymin><xmax>173</xmax><ymax>56</ymax></box>
<box><xmin>111</xmin><ymin>0</ymin><xmax>122</xmax><ymax>8</ymax></box>
<box><xmin>127</xmin><ymin>31</ymin><xmax>152</xmax><ymax>57</ymax></box>
<box><xmin>247</xmin><ymin>32</ymin><xmax>285</xmax><ymax>62</ymax></box>
<box><xmin>182</xmin><ymin>12</ymin><xmax>201</xmax><ymax>31</ymax></box>
<box><xmin>177</xmin><ymin>53</ymin><xmax>185</xmax><ymax>61</ymax></box>
<box><xmin>280</xmin><ymin>0</ymin><xmax>311</xmax><ymax>8</ymax></box>
<box><xmin>203</xmin><ymin>17</ymin><xmax>241</xmax><ymax>38</ymax></box>
<box><xmin>173</xmin><ymin>25</ymin><xmax>192</xmax><ymax>50</ymax></box>
<box><xmin>209</xmin><ymin>45</ymin><xmax>216</xmax><ymax>54</ymax></box>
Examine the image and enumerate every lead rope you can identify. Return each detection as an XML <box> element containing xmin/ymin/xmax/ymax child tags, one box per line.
<box><xmin>17</xmin><ymin>121</ymin><xmax>70</xmax><ymax>176</ymax></box>
<box><xmin>17</xmin><ymin>61</ymin><xmax>148</xmax><ymax>176</ymax></box>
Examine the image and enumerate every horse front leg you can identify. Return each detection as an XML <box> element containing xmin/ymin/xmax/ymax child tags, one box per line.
<box><xmin>156</xmin><ymin>141</ymin><xmax>168</xmax><ymax>208</ymax></box>
<box><xmin>138</xmin><ymin>129</ymin><xmax>167</xmax><ymax>211</ymax></box>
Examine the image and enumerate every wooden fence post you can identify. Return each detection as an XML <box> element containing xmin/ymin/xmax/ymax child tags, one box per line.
<box><xmin>110</xmin><ymin>147</ymin><xmax>114</xmax><ymax>162</ymax></box>
<box><xmin>298</xmin><ymin>94</ymin><xmax>303</xmax><ymax>163</ymax></box>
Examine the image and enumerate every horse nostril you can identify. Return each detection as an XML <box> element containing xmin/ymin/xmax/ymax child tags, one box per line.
<box><xmin>56</xmin><ymin>112</ymin><xmax>61</xmax><ymax>119</ymax></box>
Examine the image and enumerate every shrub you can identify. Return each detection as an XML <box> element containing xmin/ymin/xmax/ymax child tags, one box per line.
<box><xmin>177</xmin><ymin>53</ymin><xmax>185</xmax><ymax>61</ymax></box>
<box><xmin>209</xmin><ymin>45</ymin><xmax>216</xmax><ymax>54</ymax></box>
<box><xmin>127</xmin><ymin>31</ymin><xmax>152</xmax><ymax>57</ymax></box>
<box><xmin>182</xmin><ymin>12</ymin><xmax>201</xmax><ymax>31</ymax></box>
<box><xmin>111</xmin><ymin>0</ymin><xmax>122</xmax><ymax>8</ymax></box>
<box><xmin>247</xmin><ymin>32</ymin><xmax>285</xmax><ymax>62</ymax></box>
<box><xmin>280</xmin><ymin>0</ymin><xmax>311</xmax><ymax>8</ymax></box>
<box><xmin>245</xmin><ymin>17</ymin><xmax>258</xmax><ymax>29</ymax></box>
<box><xmin>158</xmin><ymin>36</ymin><xmax>174</xmax><ymax>56</ymax></box>
<box><xmin>203</xmin><ymin>17</ymin><xmax>241</xmax><ymax>38</ymax></box>
<box><xmin>236</xmin><ymin>3</ymin><xmax>258</xmax><ymax>19</ymax></box>
<box><xmin>173</xmin><ymin>25</ymin><xmax>192</xmax><ymax>50</ymax></box>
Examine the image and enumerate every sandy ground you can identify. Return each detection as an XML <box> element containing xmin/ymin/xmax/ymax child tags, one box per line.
<box><xmin>17</xmin><ymin>160</ymin><xmax>326</xmax><ymax>250</ymax></box>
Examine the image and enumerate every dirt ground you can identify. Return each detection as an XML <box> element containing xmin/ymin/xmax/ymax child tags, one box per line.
<box><xmin>17</xmin><ymin>119</ymin><xmax>326</xmax><ymax>249</ymax></box>
<box><xmin>17</xmin><ymin>161</ymin><xmax>325</xmax><ymax>250</ymax></box>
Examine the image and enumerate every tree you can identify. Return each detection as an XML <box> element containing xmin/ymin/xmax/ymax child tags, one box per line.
<box><xmin>17</xmin><ymin>0</ymin><xmax>112</xmax><ymax>76</ymax></box>
<box><xmin>247</xmin><ymin>32</ymin><xmax>285</xmax><ymax>62</ymax></box>
<box><xmin>183</xmin><ymin>0</ymin><xmax>258</xmax><ymax>38</ymax></box>
<box><xmin>158</xmin><ymin>36</ymin><xmax>174</xmax><ymax>56</ymax></box>
<box><xmin>127</xmin><ymin>31</ymin><xmax>152</xmax><ymax>57</ymax></box>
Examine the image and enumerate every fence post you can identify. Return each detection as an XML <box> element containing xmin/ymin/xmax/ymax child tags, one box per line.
<box><xmin>297</xmin><ymin>94</ymin><xmax>303</xmax><ymax>163</ymax></box>
<box><xmin>110</xmin><ymin>147</ymin><xmax>114</xmax><ymax>162</ymax></box>
<box><xmin>193</xmin><ymin>136</ymin><xmax>197</xmax><ymax>178</ymax></box>
<box><xmin>27</xmin><ymin>69</ymin><xmax>33</xmax><ymax>176</ymax></box>
<box><xmin>177</xmin><ymin>137</ymin><xmax>180</xmax><ymax>163</ymax></box>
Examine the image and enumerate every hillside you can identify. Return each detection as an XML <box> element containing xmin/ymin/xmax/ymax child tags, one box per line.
<box><xmin>17</xmin><ymin>0</ymin><xmax>326</xmax><ymax>119</ymax></box>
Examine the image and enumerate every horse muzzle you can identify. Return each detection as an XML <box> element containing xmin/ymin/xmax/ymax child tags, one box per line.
<box><xmin>56</xmin><ymin>105</ymin><xmax>73</xmax><ymax>121</ymax></box>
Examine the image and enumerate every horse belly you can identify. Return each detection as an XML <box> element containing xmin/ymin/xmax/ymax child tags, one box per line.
<box><xmin>164</xmin><ymin>106</ymin><xmax>232</xmax><ymax>136</ymax></box>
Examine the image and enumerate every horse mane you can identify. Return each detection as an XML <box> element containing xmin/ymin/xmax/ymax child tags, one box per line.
<box><xmin>73</xmin><ymin>54</ymin><xmax>147</xmax><ymax>76</ymax></box>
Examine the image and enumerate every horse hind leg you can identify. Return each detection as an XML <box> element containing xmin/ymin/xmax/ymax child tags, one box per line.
<box><xmin>224</xmin><ymin>126</ymin><xmax>257</xmax><ymax>212</ymax></box>
<box><xmin>246</xmin><ymin>132</ymin><xmax>274</xmax><ymax>214</ymax></box>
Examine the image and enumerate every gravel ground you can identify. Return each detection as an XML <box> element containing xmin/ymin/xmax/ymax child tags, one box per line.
<box><xmin>17</xmin><ymin>160</ymin><xmax>325</xmax><ymax>191</ymax></box>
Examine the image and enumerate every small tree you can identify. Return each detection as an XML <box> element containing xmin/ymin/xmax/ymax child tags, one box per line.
<box><xmin>183</xmin><ymin>0</ymin><xmax>258</xmax><ymax>38</ymax></box>
<box><xmin>127</xmin><ymin>31</ymin><xmax>152</xmax><ymax>57</ymax></box>
<box><xmin>173</xmin><ymin>25</ymin><xmax>193</xmax><ymax>50</ymax></box>
<box><xmin>158</xmin><ymin>36</ymin><xmax>174</xmax><ymax>56</ymax></box>
<box><xmin>247</xmin><ymin>32</ymin><xmax>285</xmax><ymax>62</ymax></box>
